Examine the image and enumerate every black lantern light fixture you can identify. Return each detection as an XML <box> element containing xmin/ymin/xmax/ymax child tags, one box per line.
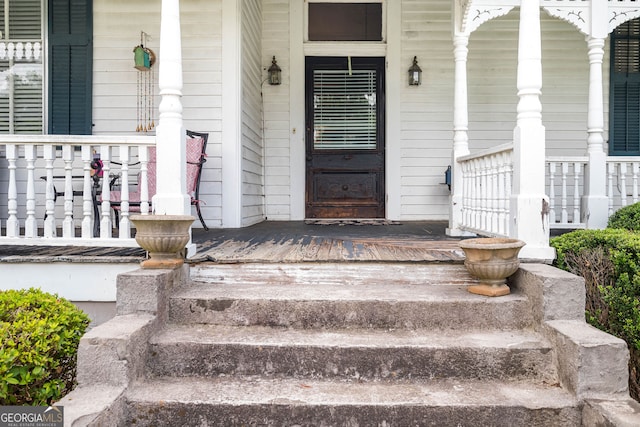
<box><xmin>268</xmin><ymin>56</ymin><xmax>282</xmax><ymax>85</ymax></box>
<box><xmin>408</xmin><ymin>56</ymin><xmax>422</xmax><ymax>86</ymax></box>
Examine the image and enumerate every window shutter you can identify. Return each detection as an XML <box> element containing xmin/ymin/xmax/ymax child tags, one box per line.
<box><xmin>610</xmin><ymin>18</ymin><xmax>640</xmax><ymax>155</ymax></box>
<box><xmin>48</xmin><ymin>0</ymin><xmax>92</xmax><ymax>135</ymax></box>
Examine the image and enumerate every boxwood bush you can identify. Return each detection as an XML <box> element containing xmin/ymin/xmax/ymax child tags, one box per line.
<box><xmin>608</xmin><ymin>202</ymin><xmax>640</xmax><ymax>231</ymax></box>
<box><xmin>0</xmin><ymin>288</ymin><xmax>90</xmax><ymax>405</ymax></box>
<box><xmin>551</xmin><ymin>228</ymin><xmax>640</xmax><ymax>400</ymax></box>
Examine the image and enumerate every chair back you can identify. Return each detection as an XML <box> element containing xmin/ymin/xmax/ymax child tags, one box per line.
<box><xmin>138</xmin><ymin>132</ymin><xmax>206</xmax><ymax>200</ymax></box>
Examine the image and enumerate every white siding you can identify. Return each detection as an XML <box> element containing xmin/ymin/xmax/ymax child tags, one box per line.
<box><xmin>83</xmin><ymin>1</ymin><xmax>612</xmax><ymax>225</ymax></box>
<box><xmin>241</xmin><ymin>0</ymin><xmax>265</xmax><ymax>226</ymax></box>
<box><xmin>92</xmin><ymin>0</ymin><xmax>223</xmax><ymax>228</ymax></box>
<box><xmin>396</xmin><ymin>2</ymin><xmax>599</xmax><ymax>220</ymax></box>
<box><xmin>262</xmin><ymin>0</ymin><xmax>291</xmax><ymax>220</ymax></box>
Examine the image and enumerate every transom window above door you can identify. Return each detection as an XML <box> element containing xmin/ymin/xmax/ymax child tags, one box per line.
<box><xmin>307</xmin><ymin>1</ymin><xmax>384</xmax><ymax>42</ymax></box>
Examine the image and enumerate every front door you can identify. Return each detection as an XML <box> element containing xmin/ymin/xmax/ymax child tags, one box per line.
<box><xmin>305</xmin><ymin>56</ymin><xmax>385</xmax><ymax>218</ymax></box>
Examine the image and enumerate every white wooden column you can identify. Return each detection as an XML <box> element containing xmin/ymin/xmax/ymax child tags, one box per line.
<box><xmin>221</xmin><ymin>0</ymin><xmax>243</xmax><ymax>227</ymax></box>
<box><xmin>510</xmin><ymin>0</ymin><xmax>554</xmax><ymax>260</ymax></box>
<box><xmin>581</xmin><ymin>0</ymin><xmax>609</xmax><ymax>229</ymax></box>
<box><xmin>447</xmin><ymin>32</ymin><xmax>472</xmax><ymax>236</ymax></box>
<box><xmin>154</xmin><ymin>0</ymin><xmax>189</xmax><ymax>216</ymax></box>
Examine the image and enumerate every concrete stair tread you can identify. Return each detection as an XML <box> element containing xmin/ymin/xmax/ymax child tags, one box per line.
<box><xmin>151</xmin><ymin>323</ymin><xmax>548</xmax><ymax>349</ymax></box>
<box><xmin>175</xmin><ymin>281</ymin><xmax>525</xmax><ymax>303</ymax></box>
<box><xmin>126</xmin><ymin>376</ymin><xmax>575</xmax><ymax>408</ymax></box>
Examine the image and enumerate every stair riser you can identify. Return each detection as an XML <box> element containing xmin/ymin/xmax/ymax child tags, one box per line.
<box><xmin>125</xmin><ymin>402</ymin><xmax>581</xmax><ymax>427</ymax></box>
<box><xmin>169</xmin><ymin>298</ymin><xmax>533</xmax><ymax>330</ymax></box>
<box><xmin>147</xmin><ymin>343</ymin><xmax>556</xmax><ymax>382</ymax></box>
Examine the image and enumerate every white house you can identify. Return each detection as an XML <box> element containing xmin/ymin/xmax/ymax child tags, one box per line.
<box><xmin>1</xmin><ymin>0</ymin><xmax>640</xmax><ymax>261</ymax></box>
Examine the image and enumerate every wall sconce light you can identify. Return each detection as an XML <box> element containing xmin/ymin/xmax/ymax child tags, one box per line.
<box><xmin>408</xmin><ymin>56</ymin><xmax>422</xmax><ymax>86</ymax></box>
<box><xmin>268</xmin><ymin>56</ymin><xmax>282</xmax><ymax>85</ymax></box>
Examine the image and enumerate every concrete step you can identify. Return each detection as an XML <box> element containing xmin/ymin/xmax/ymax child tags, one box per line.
<box><xmin>147</xmin><ymin>324</ymin><xmax>556</xmax><ymax>382</ymax></box>
<box><xmin>170</xmin><ymin>280</ymin><xmax>533</xmax><ymax>330</ymax></box>
<box><xmin>124</xmin><ymin>376</ymin><xmax>580</xmax><ymax>426</ymax></box>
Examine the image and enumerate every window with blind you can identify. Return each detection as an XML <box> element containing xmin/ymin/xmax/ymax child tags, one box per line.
<box><xmin>0</xmin><ymin>0</ymin><xmax>44</xmax><ymax>134</ymax></box>
<box><xmin>610</xmin><ymin>18</ymin><xmax>640</xmax><ymax>155</ymax></box>
<box><xmin>313</xmin><ymin>69</ymin><xmax>377</xmax><ymax>150</ymax></box>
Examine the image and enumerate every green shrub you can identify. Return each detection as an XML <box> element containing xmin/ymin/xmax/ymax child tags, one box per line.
<box><xmin>0</xmin><ymin>288</ymin><xmax>90</xmax><ymax>405</ymax></box>
<box><xmin>551</xmin><ymin>228</ymin><xmax>640</xmax><ymax>399</ymax></box>
<box><xmin>608</xmin><ymin>202</ymin><xmax>640</xmax><ymax>231</ymax></box>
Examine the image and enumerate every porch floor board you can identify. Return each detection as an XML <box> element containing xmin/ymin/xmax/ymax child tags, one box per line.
<box><xmin>0</xmin><ymin>221</ymin><xmax>466</xmax><ymax>264</ymax></box>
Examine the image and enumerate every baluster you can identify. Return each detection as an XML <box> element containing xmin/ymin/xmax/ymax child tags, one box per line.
<box><xmin>620</xmin><ymin>162</ymin><xmax>628</xmax><ymax>207</ymax></box>
<box><xmin>497</xmin><ymin>153</ymin><xmax>507</xmax><ymax>236</ymax></box>
<box><xmin>573</xmin><ymin>162</ymin><xmax>581</xmax><ymax>224</ymax></box>
<box><xmin>81</xmin><ymin>146</ymin><xmax>93</xmax><ymax>238</ymax></box>
<box><xmin>62</xmin><ymin>145</ymin><xmax>75</xmax><ymax>238</ymax></box>
<box><xmin>607</xmin><ymin>162</ymin><xmax>615</xmax><ymax>216</ymax></box>
<box><xmin>490</xmin><ymin>155</ymin><xmax>499</xmax><ymax>234</ymax></box>
<box><xmin>474</xmin><ymin>159</ymin><xmax>482</xmax><ymax>230</ymax></box>
<box><xmin>548</xmin><ymin>162</ymin><xmax>556</xmax><ymax>226</ymax></box>
<box><xmin>561</xmin><ymin>162</ymin><xmax>569</xmax><ymax>224</ymax></box>
<box><xmin>633</xmin><ymin>162</ymin><xmax>639</xmax><ymax>204</ymax></box>
<box><xmin>100</xmin><ymin>146</ymin><xmax>113</xmax><ymax>238</ymax></box>
<box><xmin>505</xmin><ymin>155</ymin><xmax>513</xmax><ymax>236</ymax></box>
<box><xmin>139</xmin><ymin>146</ymin><xmax>150</xmax><ymax>215</ymax></box>
<box><xmin>43</xmin><ymin>145</ymin><xmax>56</xmax><ymax>238</ymax></box>
<box><xmin>24</xmin><ymin>145</ymin><xmax>37</xmax><ymax>237</ymax></box>
<box><xmin>119</xmin><ymin>145</ymin><xmax>131</xmax><ymax>238</ymax></box>
<box><xmin>6</xmin><ymin>144</ymin><xmax>19</xmax><ymax>237</ymax></box>
<box><xmin>480</xmin><ymin>157</ymin><xmax>489</xmax><ymax>232</ymax></box>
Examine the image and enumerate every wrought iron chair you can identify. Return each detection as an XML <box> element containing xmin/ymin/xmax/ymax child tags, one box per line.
<box><xmin>107</xmin><ymin>130</ymin><xmax>209</xmax><ymax>230</ymax></box>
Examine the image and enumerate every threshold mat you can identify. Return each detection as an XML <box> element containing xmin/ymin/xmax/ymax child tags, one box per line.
<box><xmin>305</xmin><ymin>219</ymin><xmax>401</xmax><ymax>226</ymax></box>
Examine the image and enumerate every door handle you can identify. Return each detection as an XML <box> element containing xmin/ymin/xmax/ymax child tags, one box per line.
<box><xmin>343</xmin><ymin>154</ymin><xmax>353</xmax><ymax>160</ymax></box>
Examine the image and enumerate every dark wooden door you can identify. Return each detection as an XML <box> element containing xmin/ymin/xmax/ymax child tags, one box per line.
<box><xmin>305</xmin><ymin>56</ymin><xmax>385</xmax><ymax>218</ymax></box>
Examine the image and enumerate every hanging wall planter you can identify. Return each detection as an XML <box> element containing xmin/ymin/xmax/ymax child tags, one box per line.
<box><xmin>131</xmin><ymin>215</ymin><xmax>195</xmax><ymax>269</ymax></box>
<box><xmin>459</xmin><ymin>237</ymin><xmax>526</xmax><ymax>297</ymax></box>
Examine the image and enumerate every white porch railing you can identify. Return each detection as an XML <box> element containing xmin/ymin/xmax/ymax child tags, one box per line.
<box><xmin>0</xmin><ymin>135</ymin><xmax>155</xmax><ymax>246</ymax></box>
<box><xmin>459</xmin><ymin>146</ymin><xmax>640</xmax><ymax>236</ymax></box>
<box><xmin>546</xmin><ymin>157</ymin><xmax>588</xmax><ymax>229</ymax></box>
<box><xmin>458</xmin><ymin>143</ymin><xmax>513</xmax><ymax>237</ymax></box>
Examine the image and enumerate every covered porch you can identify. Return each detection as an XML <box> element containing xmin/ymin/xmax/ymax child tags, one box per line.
<box><xmin>1</xmin><ymin>0</ymin><xmax>640</xmax><ymax>262</ymax></box>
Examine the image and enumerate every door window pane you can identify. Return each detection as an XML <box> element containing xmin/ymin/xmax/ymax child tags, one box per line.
<box><xmin>313</xmin><ymin>68</ymin><xmax>377</xmax><ymax>150</ymax></box>
<box><xmin>308</xmin><ymin>3</ymin><xmax>382</xmax><ymax>41</ymax></box>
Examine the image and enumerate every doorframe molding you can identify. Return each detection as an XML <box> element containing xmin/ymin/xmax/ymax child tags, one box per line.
<box><xmin>290</xmin><ymin>0</ymin><xmax>400</xmax><ymax>220</ymax></box>
<box><xmin>290</xmin><ymin>0</ymin><xmax>306</xmax><ymax>220</ymax></box>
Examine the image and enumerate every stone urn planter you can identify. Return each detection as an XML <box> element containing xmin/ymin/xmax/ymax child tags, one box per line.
<box><xmin>130</xmin><ymin>215</ymin><xmax>195</xmax><ymax>269</ymax></box>
<box><xmin>459</xmin><ymin>237</ymin><xmax>526</xmax><ymax>297</ymax></box>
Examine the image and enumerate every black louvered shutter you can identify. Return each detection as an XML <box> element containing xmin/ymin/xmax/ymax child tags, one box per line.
<box><xmin>610</xmin><ymin>19</ymin><xmax>640</xmax><ymax>155</ymax></box>
<box><xmin>48</xmin><ymin>0</ymin><xmax>92</xmax><ymax>135</ymax></box>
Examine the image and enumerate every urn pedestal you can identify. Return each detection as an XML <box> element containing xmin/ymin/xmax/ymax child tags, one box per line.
<box><xmin>131</xmin><ymin>215</ymin><xmax>195</xmax><ymax>269</ymax></box>
<box><xmin>459</xmin><ymin>237</ymin><xmax>526</xmax><ymax>297</ymax></box>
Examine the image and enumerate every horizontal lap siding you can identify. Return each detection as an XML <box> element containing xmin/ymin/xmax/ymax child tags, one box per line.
<box><xmin>262</xmin><ymin>0</ymin><xmax>291</xmax><ymax>220</ymax></box>
<box><xmin>400</xmin><ymin>0</ymin><xmax>453</xmax><ymax>219</ymax></box>
<box><xmin>92</xmin><ymin>0</ymin><xmax>223</xmax><ymax>227</ymax></box>
<box><xmin>242</xmin><ymin>0</ymin><xmax>265</xmax><ymax>226</ymax></box>
<box><xmin>400</xmin><ymin>2</ymin><xmax>598</xmax><ymax>220</ymax></box>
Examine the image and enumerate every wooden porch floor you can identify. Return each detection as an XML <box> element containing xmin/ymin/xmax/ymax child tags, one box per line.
<box><xmin>0</xmin><ymin>221</ymin><xmax>466</xmax><ymax>264</ymax></box>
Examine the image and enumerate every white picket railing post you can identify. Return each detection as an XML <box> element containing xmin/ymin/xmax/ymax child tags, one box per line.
<box><xmin>573</xmin><ymin>162</ymin><xmax>581</xmax><ymax>224</ymax></box>
<box><xmin>24</xmin><ymin>144</ymin><xmax>37</xmax><ymax>238</ymax></box>
<box><xmin>100</xmin><ymin>145</ymin><xmax>113</xmax><ymax>238</ymax></box>
<box><xmin>43</xmin><ymin>144</ymin><xmax>56</xmax><ymax>238</ymax></box>
<box><xmin>560</xmin><ymin>162</ymin><xmax>569</xmax><ymax>224</ymax></box>
<box><xmin>118</xmin><ymin>145</ymin><xmax>131</xmax><ymax>239</ymax></box>
<box><xmin>81</xmin><ymin>146</ymin><xmax>93</xmax><ymax>238</ymax></box>
<box><xmin>6</xmin><ymin>144</ymin><xmax>18</xmax><ymax>237</ymax></box>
